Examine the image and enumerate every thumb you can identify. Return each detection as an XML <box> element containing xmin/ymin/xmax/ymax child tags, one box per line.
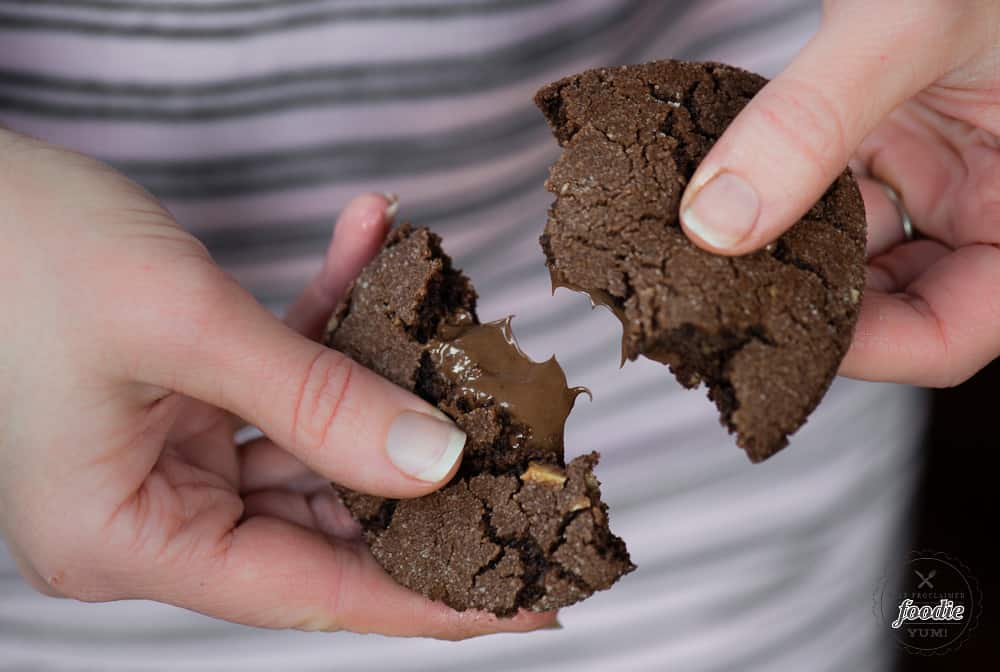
<box><xmin>139</xmin><ymin>265</ymin><xmax>465</xmax><ymax>499</ymax></box>
<box><xmin>679</xmin><ymin>1</ymin><xmax>958</xmax><ymax>255</ymax></box>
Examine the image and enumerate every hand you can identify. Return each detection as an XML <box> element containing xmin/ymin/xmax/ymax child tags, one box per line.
<box><xmin>679</xmin><ymin>0</ymin><xmax>1000</xmax><ymax>387</ymax></box>
<box><xmin>0</xmin><ymin>127</ymin><xmax>554</xmax><ymax>637</ymax></box>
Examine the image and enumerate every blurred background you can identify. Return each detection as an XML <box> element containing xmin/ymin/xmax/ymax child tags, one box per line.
<box><xmin>897</xmin><ymin>357</ymin><xmax>998</xmax><ymax>671</ymax></box>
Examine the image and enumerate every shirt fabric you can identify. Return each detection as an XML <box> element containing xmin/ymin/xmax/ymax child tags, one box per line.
<box><xmin>0</xmin><ymin>1</ymin><xmax>927</xmax><ymax>670</ymax></box>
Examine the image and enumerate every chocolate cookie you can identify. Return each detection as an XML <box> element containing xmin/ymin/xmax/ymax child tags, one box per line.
<box><xmin>324</xmin><ymin>224</ymin><xmax>633</xmax><ymax>616</ymax></box>
<box><xmin>536</xmin><ymin>60</ymin><xmax>866</xmax><ymax>461</ymax></box>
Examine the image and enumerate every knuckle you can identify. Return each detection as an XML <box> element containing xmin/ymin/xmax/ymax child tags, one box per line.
<box><xmin>31</xmin><ymin>556</ymin><xmax>116</xmax><ymax>603</ymax></box>
<box><xmin>904</xmin><ymin>293</ymin><xmax>971</xmax><ymax>389</ymax></box>
<box><xmin>751</xmin><ymin>78</ymin><xmax>851</xmax><ymax>172</ymax></box>
<box><xmin>25</xmin><ymin>574</ymin><xmax>64</xmax><ymax>598</ymax></box>
<box><xmin>157</xmin><ymin>259</ymin><xmax>241</xmax><ymax>354</ymax></box>
<box><xmin>928</xmin><ymin>359</ymin><xmax>975</xmax><ymax>389</ymax></box>
<box><xmin>293</xmin><ymin>545</ymin><xmax>351</xmax><ymax>633</ymax></box>
<box><xmin>178</xmin><ymin>259</ymin><xmax>233</xmax><ymax>323</ymax></box>
<box><xmin>4</xmin><ymin>550</ymin><xmax>63</xmax><ymax>598</ymax></box>
<box><xmin>292</xmin><ymin>349</ymin><xmax>356</xmax><ymax>453</ymax></box>
<box><xmin>23</xmin><ymin>516</ymin><xmax>124</xmax><ymax>603</ymax></box>
<box><xmin>926</xmin><ymin>368</ymin><xmax>965</xmax><ymax>389</ymax></box>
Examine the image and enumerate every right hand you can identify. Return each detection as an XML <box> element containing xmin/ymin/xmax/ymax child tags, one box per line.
<box><xmin>678</xmin><ymin>0</ymin><xmax>1000</xmax><ymax>387</ymax></box>
<box><xmin>0</xmin><ymin>126</ymin><xmax>555</xmax><ymax>637</ymax></box>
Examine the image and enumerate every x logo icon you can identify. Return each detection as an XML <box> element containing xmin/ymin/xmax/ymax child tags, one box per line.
<box><xmin>915</xmin><ymin>569</ymin><xmax>936</xmax><ymax>589</ymax></box>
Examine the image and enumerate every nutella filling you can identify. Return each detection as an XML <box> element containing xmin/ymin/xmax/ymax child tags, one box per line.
<box><xmin>548</xmin><ymin>267</ymin><xmax>629</xmax><ymax>366</ymax></box>
<box><xmin>429</xmin><ymin>317</ymin><xmax>588</xmax><ymax>453</ymax></box>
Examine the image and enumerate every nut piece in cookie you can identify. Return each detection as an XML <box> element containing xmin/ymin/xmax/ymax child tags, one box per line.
<box><xmin>521</xmin><ymin>462</ymin><xmax>569</xmax><ymax>486</ymax></box>
<box><xmin>535</xmin><ymin>60</ymin><xmax>866</xmax><ymax>461</ymax></box>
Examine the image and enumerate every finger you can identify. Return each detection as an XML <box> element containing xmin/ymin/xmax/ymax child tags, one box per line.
<box><xmin>680</xmin><ymin>1</ymin><xmax>961</xmax><ymax>255</ymax></box>
<box><xmin>166</xmin><ymin>395</ymin><xmax>241</xmax><ymax>489</ymax></box>
<box><xmin>858</xmin><ymin>177</ymin><xmax>911</xmax><ymax>257</ymax></box>
<box><xmin>865</xmin><ymin>239</ymin><xmax>952</xmax><ymax>293</ymax></box>
<box><xmin>239</xmin><ymin>436</ymin><xmax>327</xmax><ymax>493</ymax></box>
<box><xmin>285</xmin><ymin>193</ymin><xmax>397</xmax><ymax>340</ymax></box>
<box><xmin>313</xmin><ymin>490</ymin><xmax>363</xmax><ymax>540</ymax></box>
<box><xmin>857</xmin><ymin>103</ymin><xmax>992</xmax><ymax>248</ymax></box>
<box><xmin>243</xmin><ymin>489</ymin><xmax>361</xmax><ymax>539</ymax></box>
<box><xmin>841</xmin><ymin>243</ymin><xmax>1000</xmax><ymax>386</ymax></box>
<box><xmin>129</xmin><ymin>261</ymin><xmax>465</xmax><ymax>499</ymax></box>
<box><xmin>2</xmin><ymin>542</ymin><xmax>63</xmax><ymax>598</ymax></box>
<box><xmin>145</xmin><ymin>515</ymin><xmax>557</xmax><ymax>637</ymax></box>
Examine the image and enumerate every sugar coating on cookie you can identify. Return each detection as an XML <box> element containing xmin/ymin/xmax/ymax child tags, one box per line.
<box><xmin>536</xmin><ymin>60</ymin><xmax>866</xmax><ymax>461</ymax></box>
<box><xmin>325</xmin><ymin>225</ymin><xmax>633</xmax><ymax>615</ymax></box>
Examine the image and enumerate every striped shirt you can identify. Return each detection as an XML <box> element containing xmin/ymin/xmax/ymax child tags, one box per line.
<box><xmin>0</xmin><ymin>1</ymin><xmax>927</xmax><ymax>670</ymax></box>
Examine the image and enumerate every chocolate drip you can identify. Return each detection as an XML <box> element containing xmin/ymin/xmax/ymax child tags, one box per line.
<box><xmin>548</xmin><ymin>267</ymin><xmax>629</xmax><ymax>367</ymax></box>
<box><xmin>429</xmin><ymin>318</ymin><xmax>589</xmax><ymax>454</ymax></box>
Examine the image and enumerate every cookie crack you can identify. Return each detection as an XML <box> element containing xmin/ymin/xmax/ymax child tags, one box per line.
<box><xmin>771</xmin><ymin>238</ymin><xmax>832</xmax><ymax>291</ymax></box>
<box><xmin>472</xmin><ymin>501</ymin><xmax>509</xmax><ymax>582</ymax></box>
<box><xmin>330</xmin><ymin>224</ymin><xmax>632</xmax><ymax>614</ymax></box>
<box><xmin>539</xmin><ymin>79</ymin><xmax>584</xmax><ymax>145</ymax></box>
<box><xmin>647</xmin><ymin>82</ymin><xmax>683</xmax><ymax>107</ymax></box>
<box><xmin>548</xmin><ymin>561</ymin><xmax>596</xmax><ymax>595</ymax></box>
<box><xmin>768</xmin><ymin>239</ymin><xmax>859</xmax><ymax>338</ymax></box>
<box><xmin>683</xmin><ymin>74</ymin><xmax>717</xmax><ymax>136</ymax></box>
<box><xmin>649</xmin><ymin>322</ymin><xmax>773</xmax><ymax>390</ymax></box>
<box><xmin>703</xmin><ymin>325</ymin><xmax>775</xmax><ymax>429</ymax></box>
<box><xmin>358</xmin><ymin>498</ymin><xmax>397</xmax><ymax>532</ymax></box>
<box><xmin>658</xmin><ymin>107</ymin><xmax>711</xmax><ymax>179</ymax></box>
<box><xmin>510</xmin><ymin>536</ymin><xmax>547</xmax><ymax>609</ymax></box>
<box><xmin>537</xmin><ymin>60</ymin><xmax>865</xmax><ymax>462</ymax></box>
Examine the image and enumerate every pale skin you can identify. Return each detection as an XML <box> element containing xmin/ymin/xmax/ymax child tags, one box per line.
<box><xmin>1</xmin><ymin>0</ymin><xmax>998</xmax><ymax>639</ymax></box>
<box><xmin>680</xmin><ymin>0</ymin><xmax>1000</xmax><ymax>387</ymax></box>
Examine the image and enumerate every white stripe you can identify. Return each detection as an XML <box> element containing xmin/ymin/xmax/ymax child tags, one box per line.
<box><xmin>0</xmin><ymin>0</ymin><xmax>619</xmax><ymax>80</ymax></box>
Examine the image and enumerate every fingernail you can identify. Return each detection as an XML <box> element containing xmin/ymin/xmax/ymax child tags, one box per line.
<box><xmin>682</xmin><ymin>172</ymin><xmax>759</xmax><ymax>250</ymax></box>
<box><xmin>387</xmin><ymin>411</ymin><xmax>465</xmax><ymax>482</ymax></box>
<box><xmin>542</xmin><ymin>618</ymin><xmax>564</xmax><ymax>630</ymax></box>
<box><xmin>382</xmin><ymin>193</ymin><xmax>400</xmax><ymax>222</ymax></box>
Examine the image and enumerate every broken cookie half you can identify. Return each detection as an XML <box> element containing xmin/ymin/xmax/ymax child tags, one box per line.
<box><xmin>324</xmin><ymin>224</ymin><xmax>633</xmax><ymax>616</ymax></box>
<box><xmin>536</xmin><ymin>60</ymin><xmax>866</xmax><ymax>461</ymax></box>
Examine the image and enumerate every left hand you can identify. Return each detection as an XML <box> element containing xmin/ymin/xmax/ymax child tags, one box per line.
<box><xmin>0</xmin><ymin>125</ymin><xmax>553</xmax><ymax>638</ymax></box>
<box><xmin>679</xmin><ymin>0</ymin><xmax>1000</xmax><ymax>387</ymax></box>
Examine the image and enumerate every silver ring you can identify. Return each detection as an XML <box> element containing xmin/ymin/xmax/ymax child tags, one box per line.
<box><xmin>877</xmin><ymin>180</ymin><xmax>915</xmax><ymax>242</ymax></box>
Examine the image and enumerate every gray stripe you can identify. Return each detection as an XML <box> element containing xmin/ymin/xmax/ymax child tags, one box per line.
<box><xmin>0</xmin><ymin>0</ymin><xmax>550</xmax><ymax>15</ymax></box>
<box><xmin>201</xmin><ymin>165</ymin><xmax>548</xmax><ymax>260</ymax></box>
<box><xmin>579</xmin><ymin>414</ymin><xmax>742</xmax><ymax>486</ymax></box>
<box><xmin>114</xmin><ymin>111</ymin><xmax>552</xmax><ymax>199</ymax></box>
<box><xmin>587</xmin><ymin>379</ymin><xmax>922</xmax><ymax>512</ymax></box>
<box><xmin>678</xmin><ymin>0</ymin><xmax>816</xmax><ymax>61</ymax></box>
<box><xmin>0</xmin><ymin>0</ymin><xmax>683</xmax><ymax>208</ymax></box>
<box><xmin>115</xmin><ymin>1</ymin><xmax>690</xmax><ymax>204</ymax></box>
<box><xmin>0</xmin><ymin>0</ymin><xmax>814</xmax><ymax>113</ymax></box>
<box><xmin>0</xmin><ymin>0</ymin><xmax>754</xmax><ymax>220</ymax></box>
<box><xmin>0</xmin><ymin>1</ymin><xmax>644</xmax><ymax>120</ymax></box>
<box><xmin>219</xmin><ymin>1</ymin><xmax>815</xmax><ymax>297</ymax></box>
<box><xmin>452</xmin><ymin>214</ymin><xmax>546</xmax><ymax>271</ymax></box>
<box><xmin>616</xmin><ymin>416</ymin><xmax>919</xmax><ymax>532</ymax></box>
<box><xmin>35</xmin><ymin>0</ymin><xmax>810</xmax><ymax>103</ymax></box>
<box><xmin>0</xmin><ymin>614</ymin><xmax>246</xmax><ymax>644</ymax></box>
<box><xmin>0</xmin><ymin>0</ymin><xmax>564</xmax><ymax>38</ymax></box>
<box><xmin>576</xmin><ymin>388</ymin><xmax>732</xmax><ymax>463</ymax></box>
<box><xmin>425</xmin><ymin>454</ymin><xmax>916</xmax><ymax>672</ymax></box>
